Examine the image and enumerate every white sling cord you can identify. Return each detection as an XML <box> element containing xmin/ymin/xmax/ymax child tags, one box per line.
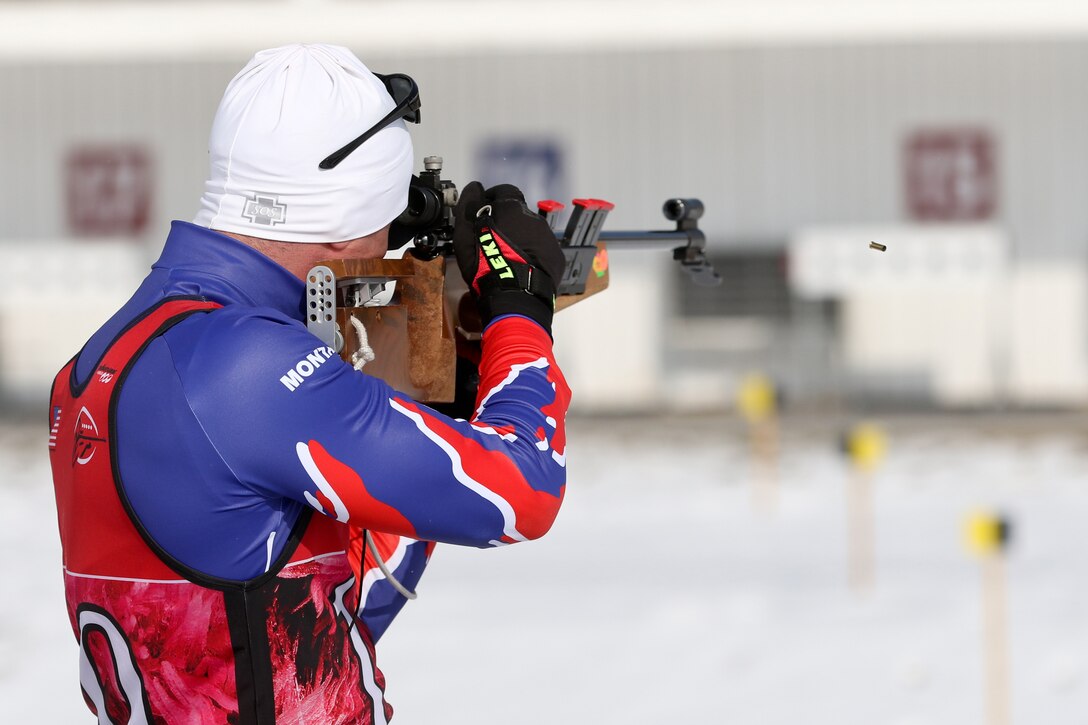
<box><xmin>349</xmin><ymin>315</ymin><xmax>376</xmax><ymax>371</ymax></box>
<box><xmin>349</xmin><ymin>313</ymin><xmax>417</xmax><ymax>600</ymax></box>
<box><xmin>363</xmin><ymin>531</ymin><xmax>418</xmax><ymax>600</ymax></box>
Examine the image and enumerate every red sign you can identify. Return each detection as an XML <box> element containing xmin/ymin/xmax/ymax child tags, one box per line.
<box><xmin>905</xmin><ymin>129</ymin><xmax>996</xmax><ymax>221</ymax></box>
<box><xmin>66</xmin><ymin>145</ymin><xmax>152</xmax><ymax>236</ymax></box>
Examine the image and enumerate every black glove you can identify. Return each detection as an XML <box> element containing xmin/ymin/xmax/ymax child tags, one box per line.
<box><xmin>453</xmin><ymin>182</ymin><xmax>565</xmax><ymax>335</ymax></box>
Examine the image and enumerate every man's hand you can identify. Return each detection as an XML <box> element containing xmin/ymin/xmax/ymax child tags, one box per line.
<box><xmin>453</xmin><ymin>182</ymin><xmax>565</xmax><ymax>335</ymax></box>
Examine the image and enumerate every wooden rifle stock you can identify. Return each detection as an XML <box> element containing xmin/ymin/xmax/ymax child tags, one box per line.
<box><xmin>321</xmin><ymin>243</ymin><xmax>610</xmax><ymax>405</ymax></box>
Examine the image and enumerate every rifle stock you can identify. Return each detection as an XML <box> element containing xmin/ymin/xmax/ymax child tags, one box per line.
<box><xmin>323</xmin><ymin>242</ymin><xmax>610</xmax><ymax>405</ymax></box>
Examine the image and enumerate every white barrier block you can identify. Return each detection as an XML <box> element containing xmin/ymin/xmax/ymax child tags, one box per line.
<box><xmin>842</xmin><ymin>281</ymin><xmax>1002</xmax><ymax>405</ymax></box>
<box><xmin>552</xmin><ymin>252</ymin><xmax>666</xmax><ymax>412</ymax></box>
<box><xmin>1008</xmin><ymin>264</ymin><xmax>1088</xmax><ymax>404</ymax></box>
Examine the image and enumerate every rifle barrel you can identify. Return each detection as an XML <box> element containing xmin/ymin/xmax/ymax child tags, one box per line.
<box><xmin>592</xmin><ymin>229</ymin><xmax>705</xmax><ymax>250</ymax></box>
<box><xmin>591</xmin><ymin>229</ymin><xmax>721</xmax><ymax>287</ymax></box>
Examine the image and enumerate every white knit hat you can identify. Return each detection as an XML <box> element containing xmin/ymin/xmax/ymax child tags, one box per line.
<box><xmin>193</xmin><ymin>44</ymin><xmax>413</xmax><ymax>243</ymax></box>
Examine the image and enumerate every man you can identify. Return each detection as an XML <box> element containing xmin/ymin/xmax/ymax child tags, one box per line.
<box><xmin>48</xmin><ymin>44</ymin><xmax>570</xmax><ymax>724</ymax></box>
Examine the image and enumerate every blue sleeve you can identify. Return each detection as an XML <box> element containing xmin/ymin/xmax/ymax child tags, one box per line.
<box><xmin>169</xmin><ymin>306</ymin><xmax>571</xmax><ymax>549</ymax></box>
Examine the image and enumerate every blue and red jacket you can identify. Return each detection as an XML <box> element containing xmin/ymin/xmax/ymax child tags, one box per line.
<box><xmin>48</xmin><ymin>221</ymin><xmax>570</xmax><ymax>723</ymax></box>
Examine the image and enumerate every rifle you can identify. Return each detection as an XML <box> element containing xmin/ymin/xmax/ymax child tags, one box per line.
<box><xmin>305</xmin><ymin>156</ymin><xmax>720</xmax><ymax>410</ymax></box>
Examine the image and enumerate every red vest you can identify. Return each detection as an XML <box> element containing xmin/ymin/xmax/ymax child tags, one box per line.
<box><xmin>49</xmin><ymin>298</ymin><xmax>392</xmax><ymax>724</ymax></box>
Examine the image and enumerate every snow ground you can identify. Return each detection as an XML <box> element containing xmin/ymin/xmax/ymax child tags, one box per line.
<box><xmin>2</xmin><ymin>414</ymin><xmax>1086</xmax><ymax>724</ymax></box>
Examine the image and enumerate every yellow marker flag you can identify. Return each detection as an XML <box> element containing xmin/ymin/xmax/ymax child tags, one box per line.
<box><xmin>737</xmin><ymin>374</ymin><xmax>776</xmax><ymax>424</ymax></box>
<box><xmin>847</xmin><ymin>423</ymin><xmax>888</xmax><ymax>471</ymax></box>
<box><xmin>964</xmin><ymin>512</ymin><xmax>1010</xmax><ymax>556</ymax></box>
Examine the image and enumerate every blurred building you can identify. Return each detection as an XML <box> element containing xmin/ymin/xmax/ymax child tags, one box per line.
<box><xmin>2</xmin><ymin>0</ymin><xmax>1088</xmax><ymax>411</ymax></box>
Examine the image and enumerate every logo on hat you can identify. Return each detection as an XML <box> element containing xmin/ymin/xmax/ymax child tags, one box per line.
<box><xmin>242</xmin><ymin>194</ymin><xmax>287</xmax><ymax>226</ymax></box>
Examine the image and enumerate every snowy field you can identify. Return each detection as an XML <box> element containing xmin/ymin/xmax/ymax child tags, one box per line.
<box><xmin>2</xmin><ymin>413</ymin><xmax>1087</xmax><ymax>724</ymax></box>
